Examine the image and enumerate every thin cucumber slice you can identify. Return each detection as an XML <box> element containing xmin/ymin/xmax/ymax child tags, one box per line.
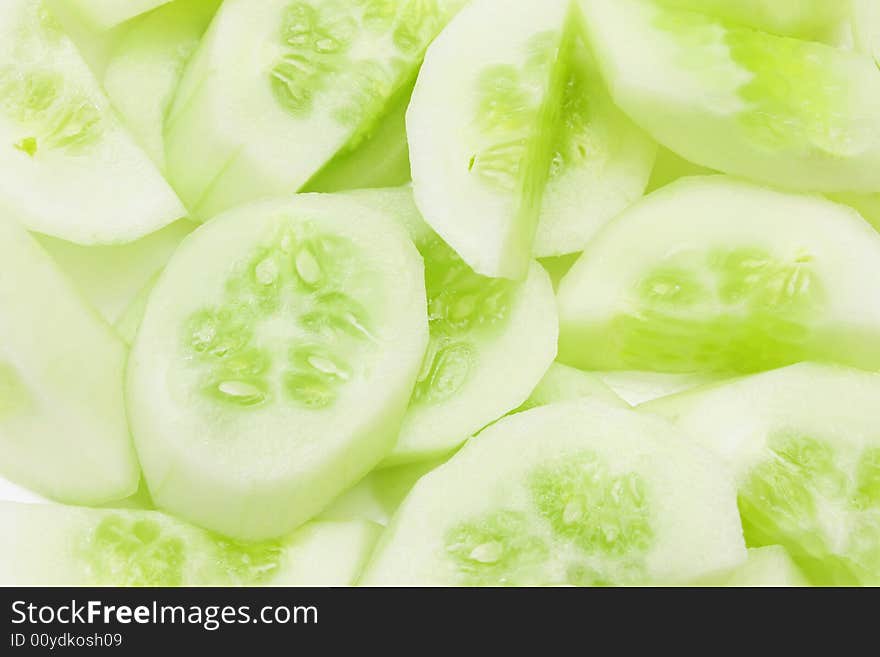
<box><xmin>0</xmin><ymin>0</ymin><xmax>185</xmax><ymax>244</ymax></box>
<box><xmin>599</xmin><ymin>371</ymin><xmax>726</xmax><ymax>406</ymax></box>
<box><xmin>518</xmin><ymin>362</ymin><xmax>626</xmax><ymax>411</ymax></box>
<box><xmin>645</xmin><ymin>146</ymin><xmax>714</xmax><ymax>193</ymax></box>
<box><xmin>127</xmin><ymin>194</ymin><xmax>428</xmax><ymax>540</ymax></box>
<box><xmin>37</xmin><ymin>219</ymin><xmax>195</xmax><ymax>324</ymax></box>
<box><xmin>342</xmin><ymin>188</ymin><xmax>558</xmax><ymax>465</ymax></box>
<box><xmin>852</xmin><ymin>0</ymin><xmax>880</xmax><ymax>65</ymax></box>
<box><xmin>558</xmin><ymin>176</ymin><xmax>880</xmax><ymax>373</ymax></box>
<box><xmin>165</xmin><ymin>0</ymin><xmax>464</xmax><ymax>220</ymax></box>
<box><xmin>699</xmin><ymin>546</ymin><xmax>809</xmax><ymax>587</ymax></box>
<box><xmin>578</xmin><ymin>0</ymin><xmax>880</xmax><ymax>192</ymax></box>
<box><xmin>0</xmin><ymin>215</ymin><xmax>137</xmax><ymax>505</ymax></box>
<box><xmin>51</xmin><ymin>0</ymin><xmax>173</xmax><ymax>31</ymax></box>
<box><xmin>102</xmin><ymin>0</ymin><xmax>222</xmax><ymax>170</ymax></box>
<box><xmin>361</xmin><ymin>400</ymin><xmax>746</xmax><ymax>586</ymax></box>
<box><xmin>0</xmin><ymin>501</ymin><xmax>380</xmax><ymax>586</ymax></box>
<box><xmin>643</xmin><ymin>363</ymin><xmax>880</xmax><ymax>586</ymax></box>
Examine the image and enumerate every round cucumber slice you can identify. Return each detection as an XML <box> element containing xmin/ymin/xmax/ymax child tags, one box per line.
<box><xmin>408</xmin><ymin>0</ymin><xmax>654</xmax><ymax>277</ymax></box>
<box><xmin>51</xmin><ymin>0</ymin><xmax>173</xmax><ymax>31</ymax></box>
<box><xmin>579</xmin><ymin>0</ymin><xmax>880</xmax><ymax>192</ymax></box>
<box><xmin>0</xmin><ymin>501</ymin><xmax>380</xmax><ymax>586</ymax></box>
<box><xmin>165</xmin><ymin>0</ymin><xmax>465</xmax><ymax>220</ymax></box>
<box><xmin>127</xmin><ymin>194</ymin><xmax>428</xmax><ymax>541</ymax></box>
<box><xmin>558</xmin><ymin>176</ymin><xmax>880</xmax><ymax>373</ymax></box>
<box><xmin>102</xmin><ymin>0</ymin><xmax>222</xmax><ymax>170</ymax></box>
<box><xmin>643</xmin><ymin>363</ymin><xmax>880</xmax><ymax>586</ymax></box>
<box><xmin>361</xmin><ymin>400</ymin><xmax>746</xmax><ymax>586</ymax></box>
<box><xmin>0</xmin><ymin>215</ymin><xmax>137</xmax><ymax>505</ymax></box>
<box><xmin>0</xmin><ymin>0</ymin><xmax>185</xmax><ymax>244</ymax></box>
<box><xmin>518</xmin><ymin>362</ymin><xmax>626</xmax><ymax>411</ymax></box>
<box><xmin>342</xmin><ymin>187</ymin><xmax>558</xmax><ymax>465</ymax></box>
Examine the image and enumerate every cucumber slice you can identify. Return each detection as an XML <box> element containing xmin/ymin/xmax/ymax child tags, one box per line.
<box><xmin>361</xmin><ymin>400</ymin><xmax>746</xmax><ymax>585</ymax></box>
<box><xmin>0</xmin><ymin>476</ymin><xmax>50</xmax><ymax>505</ymax></box>
<box><xmin>579</xmin><ymin>0</ymin><xmax>880</xmax><ymax>192</ymax></box>
<box><xmin>852</xmin><ymin>0</ymin><xmax>880</xmax><ymax>65</ymax></box>
<box><xmin>127</xmin><ymin>194</ymin><xmax>428</xmax><ymax>540</ymax></box>
<box><xmin>599</xmin><ymin>371</ymin><xmax>725</xmax><ymax>406</ymax></box>
<box><xmin>558</xmin><ymin>176</ymin><xmax>880</xmax><ymax>373</ymax></box>
<box><xmin>51</xmin><ymin>0</ymin><xmax>173</xmax><ymax>31</ymax></box>
<box><xmin>643</xmin><ymin>363</ymin><xmax>880</xmax><ymax>586</ymax></box>
<box><xmin>518</xmin><ymin>362</ymin><xmax>626</xmax><ymax>411</ymax></box>
<box><xmin>165</xmin><ymin>0</ymin><xmax>465</xmax><ymax>220</ymax></box>
<box><xmin>102</xmin><ymin>0</ymin><xmax>222</xmax><ymax>170</ymax></box>
<box><xmin>0</xmin><ymin>215</ymin><xmax>137</xmax><ymax>505</ymax></box>
<box><xmin>37</xmin><ymin>219</ymin><xmax>195</xmax><ymax>324</ymax></box>
<box><xmin>342</xmin><ymin>188</ymin><xmax>558</xmax><ymax>465</ymax></box>
<box><xmin>0</xmin><ymin>502</ymin><xmax>380</xmax><ymax>586</ymax></box>
<box><xmin>716</xmin><ymin>546</ymin><xmax>809</xmax><ymax>587</ymax></box>
<box><xmin>0</xmin><ymin>0</ymin><xmax>185</xmax><ymax>244</ymax></box>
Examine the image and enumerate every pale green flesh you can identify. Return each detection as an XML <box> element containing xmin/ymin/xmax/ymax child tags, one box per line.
<box><xmin>165</xmin><ymin>0</ymin><xmax>466</xmax><ymax>220</ymax></box>
<box><xmin>598</xmin><ymin>371</ymin><xmax>724</xmax><ymax>406</ymax></box>
<box><xmin>0</xmin><ymin>215</ymin><xmax>137</xmax><ymax>505</ymax></box>
<box><xmin>643</xmin><ymin>363</ymin><xmax>880</xmax><ymax>586</ymax></box>
<box><xmin>52</xmin><ymin>0</ymin><xmax>174</xmax><ymax>31</ymax></box>
<box><xmin>127</xmin><ymin>194</ymin><xmax>428</xmax><ymax>541</ymax></box>
<box><xmin>362</xmin><ymin>400</ymin><xmax>746</xmax><ymax>585</ymax></box>
<box><xmin>341</xmin><ymin>188</ymin><xmax>557</xmax><ymax>466</ymax></box>
<box><xmin>115</xmin><ymin>274</ymin><xmax>160</xmax><ymax>346</ymax></box>
<box><xmin>0</xmin><ymin>501</ymin><xmax>380</xmax><ymax>586</ymax></box>
<box><xmin>699</xmin><ymin>546</ymin><xmax>809</xmax><ymax>587</ymax></box>
<box><xmin>852</xmin><ymin>0</ymin><xmax>880</xmax><ymax>66</ymax></box>
<box><xmin>0</xmin><ymin>0</ymin><xmax>185</xmax><ymax>244</ymax></box>
<box><xmin>579</xmin><ymin>0</ymin><xmax>880</xmax><ymax>192</ymax></box>
<box><xmin>558</xmin><ymin>177</ymin><xmax>880</xmax><ymax>373</ymax></box>
<box><xmin>645</xmin><ymin>146</ymin><xmax>715</xmax><ymax>193</ymax></box>
<box><xmin>518</xmin><ymin>362</ymin><xmax>627</xmax><ymax>411</ymax></box>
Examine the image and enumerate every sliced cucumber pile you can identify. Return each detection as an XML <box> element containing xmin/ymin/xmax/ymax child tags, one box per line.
<box><xmin>644</xmin><ymin>363</ymin><xmax>880</xmax><ymax>585</ymax></box>
<box><xmin>362</xmin><ymin>400</ymin><xmax>746</xmax><ymax>585</ymax></box>
<box><xmin>165</xmin><ymin>0</ymin><xmax>465</xmax><ymax>220</ymax></box>
<box><xmin>409</xmin><ymin>0</ymin><xmax>655</xmax><ymax>278</ymax></box>
<box><xmin>343</xmin><ymin>187</ymin><xmax>558</xmax><ymax>465</ymax></box>
<box><xmin>0</xmin><ymin>214</ymin><xmax>136</xmax><ymax>505</ymax></box>
<box><xmin>579</xmin><ymin>0</ymin><xmax>880</xmax><ymax>192</ymax></box>
<box><xmin>0</xmin><ymin>0</ymin><xmax>184</xmax><ymax>244</ymax></box>
<box><xmin>127</xmin><ymin>194</ymin><xmax>428</xmax><ymax>540</ymax></box>
<box><xmin>0</xmin><ymin>501</ymin><xmax>379</xmax><ymax>586</ymax></box>
<box><xmin>558</xmin><ymin>176</ymin><xmax>880</xmax><ymax>373</ymax></box>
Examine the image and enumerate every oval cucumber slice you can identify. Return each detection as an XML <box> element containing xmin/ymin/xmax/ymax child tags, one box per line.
<box><xmin>102</xmin><ymin>0</ymin><xmax>222</xmax><ymax>170</ymax></box>
<box><xmin>51</xmin><ymin>0</ymin><xmax>173</xmax><ymax>31</ymax></box>
<box><xmin>643</xmin><ymin>363</ymin><xmax>880</xmax><ymax>585</ymax></box>
<box><xmin>127</xmin><ymin>194</ymin><xmax>428</xmax><ymax>541</ymax></box>
<box><xmin>361</xmin><ymin>400</ymin><xmax>746</xmax><ymax>585</ymax></box>
<box><xmin>0</xmin><ymin>214</ymin><xmax>137</xmax><ymax>505</ymax></box>
<box><xmin>558</xmin><ymin>176</ymin><xmax>880</xmax><ymax>373</ymax></box>
<box><xmin>165</xmin><ymin>0</ymin><xmax>465</xmax><ymax>220</ymax></box>
<box><xmin>0</xmin><ymin>0</ymin><xmax>185</xmax><ymax>244</ymax></box>
<box><xmin>342</xmin><ymin>187</ymin><xmax>558</xmax><ymax>465</ymax></box>
<box><xmin>0</xmin><ymin>501</ymin><xmax>380</xmax><ymax>586</ymax></box>
<box><xmin>578</xmin><ymin>0</ymin><xmax>880</xmax><ymax>192</ymax></box>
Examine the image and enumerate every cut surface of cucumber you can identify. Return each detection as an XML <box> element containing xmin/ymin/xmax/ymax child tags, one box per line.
<box><xmin>343</xmin><ymin>187</ymin><xmax>558</xmax><ymax>465</ymax></box>
<box><xmin>408</xmin><ymin>0</ymin><xmax>655</xmax><ymax>277</ymax></box>
<box><xmin>643</xmin><ymin>363</ymin><xmax>880</xmax><ymax>586</ymax></box>
<box><xmin>518</xmin><ymin>362</ymin><xmax>626</xmax><ymax>411</ymax></box>
<box><xmin>115</xmin><ymin>274</ymin><xmax>159</xmax><ymax>345</ymax></box>
<box><xmin>38</xmin><ymin>219</ymin><xmax>195</xmax><ymax>324</ymax></box>
<box><xmin>0</xmin><ymin>215</ymin><xmax>137</xmax><ymax>505</ymax></box>
<box><xmin>579</xmin><ymin>0</ymin><xmax>880</xmax><ymax>193</ymax></box>
<box><xmin>0</xmin><ymin>0</ymin><xmax>185</xmax><ymax>244</ymax></box>
<box><xmin>361</xmin><ymin>400</ymin><xmax>746</xmax><ymax>585</ymax></box>
<box><xmin>558</xmin><ymin>176</ymin><xmax>880</xmax><ymax>373</ymax></box>
<box><xmin>0</xmin><ymin>502</ymin><xmax>380</xmax><ymax>586</ymax></box>
<box><xmin>598</xmin><ymin>371</ymin><xmax>725</xmax><ymax>406</ymax></box>
<box><xmin>852</xmin><ymin>0</ymin><xmax>880</xmax><ymax>65</ymax></box>
<box><xmin>127</xmin><ymin>194</ymin><xmax>428</xmax><ymax>540</ymax></box>
<box><xmin>53</xmin><ymin>0</ymin><xmax>173</xmax><ymax>31</ymax></box>
<box><xmin>102</xmin><ymin>0</ymin><xmax>222</xmax><ymax>170</ymax></box>
<box><xmin>165</xmin><ymin>0</ymin><xmax>464</xmax><ymax>220</ymax></box>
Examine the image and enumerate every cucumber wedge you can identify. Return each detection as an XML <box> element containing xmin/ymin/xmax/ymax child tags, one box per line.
<box><xmin>361</xmin><ymin>400</ymin><xmax>746</xmax><ymax>585</ymax></box>
<box><xmin>644</xmin><ymin>363</ymin><xmax>880</xmax><ymax>586</ymax></box>
<box><xmin>127</xmin><ymin>194</ymin><xmax>428</xmax><ymax>540</ymax></box>
<box><xmin>0</xmin><ymin>501</ymin><xmax>380</xmax><ymax>586</ymax></box>
<box><xmin>0</xmin><ymin>215</ymin><xmax>137</xmax><ymax>505</ymax></box>
<box><xmin>578</xmin><ymin>0</ymin><xmax>880</xmax><ymax>192</ymax></box>
<box><xmin>343</xmin><ymin>187</ymin><xmax>557</xmax><ymax>465</ymax></box>
<box><xmin>102</xmin><ymin>0</ymin><xmax>222</xmax><ymax>169</ymax></box>
<box><xmin>165</xmin><ymin>0</ymin><xmax>465</xmax><ymax>220</ymax></box>
<box><xmin>0</xmin><ymin>0</ymin><xmax>185</xmax><ymax>244</ymax></box>
<box><xmin>558</xmin><ymin>176</ymin><xmax>880</xmax><ymax>373</ymax></box>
